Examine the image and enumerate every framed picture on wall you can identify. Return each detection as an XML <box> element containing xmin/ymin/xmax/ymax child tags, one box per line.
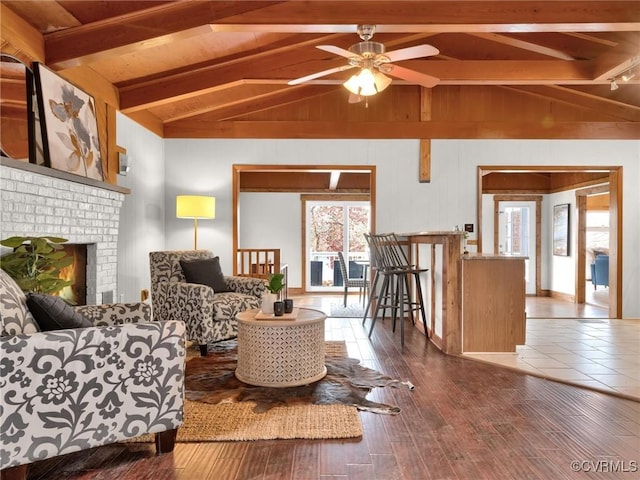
<box><xmin>553</xmin><ymin>203</ymin><xmax>570</xmax><ymax>256</ymax></box>
<box><xmin>33</xmin><ymin>62</ymin><xmax>104</xmax><ymax>181</ymax></box>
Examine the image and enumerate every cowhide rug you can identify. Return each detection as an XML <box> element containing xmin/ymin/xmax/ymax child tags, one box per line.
<box><xmin>186</xmin><ymin>342</ymin><xmax>414</xmax><ymax>415</ymax></box>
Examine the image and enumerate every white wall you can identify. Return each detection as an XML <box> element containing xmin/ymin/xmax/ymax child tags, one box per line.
<box><xmin>548</xmin><ymin>190</ymin><xmax>577</xmax><ymax>295</ymax></box>
<box><xmin>115</xmin><ymin>113</ymin><xmax>165</xmax><ymax>302</ymax></box>
<box><xmin>240</xmin><ymin>192</ymin><xmax>301</xmax><ymax>286</ymax></box>
<box><xmin>116</xmin><ymin>124</ymin><xmax>639</xmax><ymax>318</ymax></box>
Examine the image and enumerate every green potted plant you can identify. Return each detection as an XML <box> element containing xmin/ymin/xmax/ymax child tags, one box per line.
<box><xmin>262</xmin><ymin>272</ymin><xmax>285</xmax><ymax>314</ymax></box>
<box><xmin>0</xmin><ymin>236</ymin><xmax>73</xmax><ymax>294</ymax></box>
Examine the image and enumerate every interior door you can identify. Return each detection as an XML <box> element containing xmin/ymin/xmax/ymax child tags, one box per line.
<box><xmin>498</xmin><ymin>201</ymin><xmax>536</xmax><ymax>295</ymax></box>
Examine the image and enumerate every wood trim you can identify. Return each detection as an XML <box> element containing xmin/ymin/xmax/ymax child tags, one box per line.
<box><xmin>575</xmin><ymin>194</ymin><xmax>588</xmax><ymax>304</ymax></box>
<box><xmin>164</xmin><ymin>121</ymin><xmax>640</xmax><ymax>140</ymax></box>
<box><xmin>609</xmin><ymin>168</ymin><xmax>623</xmax><ymax>318</ymax></box>
<box><xmin>419</xmin><ymin>88</ymin><xmax>432</xmax><ymax>183</ymax></box>
<box><xmin>575</xmin><ymin>183</ymin><xmax>609</xmax><ymax>305</ymax></box>
<box><xmin>419</xmin><ymin>140</ymin><xmax>431</xmax><ymax>183</ymax></box>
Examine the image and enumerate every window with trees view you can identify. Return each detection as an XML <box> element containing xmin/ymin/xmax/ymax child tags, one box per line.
<box><xmin>306</xmin><ymin>201</ymin><xmax>370</xmax><ymax>291</ymax></box>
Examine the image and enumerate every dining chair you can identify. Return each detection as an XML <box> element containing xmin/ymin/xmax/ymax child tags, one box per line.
<box><xmin>337</xmin><ymin>251</ymin><xmax>370</xmax><ymax>307</ymax></box>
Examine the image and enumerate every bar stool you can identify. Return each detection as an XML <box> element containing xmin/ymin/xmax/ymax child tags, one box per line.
<box><xmin>363</xmin><ymin>233</ymin><xmax>429</xmax><ymax>346</ymax></box>
<box><xmin>362</xmin><ymin>233</ymin><xmax>396</xmax><ymax>327</ymax></box>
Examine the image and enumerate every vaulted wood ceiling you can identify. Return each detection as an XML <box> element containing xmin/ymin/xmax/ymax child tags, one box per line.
<box><xmin>2</xmin><ymin>1</ymin><xmax>639</xmax><ymax>140</ymax></box>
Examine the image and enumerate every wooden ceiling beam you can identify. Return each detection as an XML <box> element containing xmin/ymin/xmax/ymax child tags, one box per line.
<box><xmin>0</xmin><ymin>3</ymin><xmax>45</xmax><ymax>63</ymax></box>
<box><xmin>41</xmin><ymin>1</ymin><xmax>639</xmax><ymax>69</ymax></box>
<box><xmin>591</xmin><ymin>40</ymin><xmax>640</xmax><ymax>80</ymax></box>
<box><xmin>467</xmin><ymin>33</ymin><xmax>576</xmax><ymax>60</ymax></box>
<box><xmin>504</xmin><ymin>85</ymin><xmax>640</xmax><ymax>122</ymax></box>
<box><xmin>209</xmin><ymin>1</ymin><xmax>639</xmax><ymax>29</ymax></box>
<box><xmin>121</xmin><ymin>59</ymin><xmax>601</xmax><ymax>111</ymax></box>
<box><xmin>44</xmin><ymin>1</ymin><xmax>282</xmax><ymax>68</ymax></box>
<box><xmin>177</xmin><ymin>85</ymin><xmax>338</xmax><ymax>122</ymax></box>
<box><xmin>164</xmin><ymin>120</ymin><xmax>640</xmax><ymax>139</ymax></box>
<box><xmin>271</xmin><ymin>59</ymin><xmax>595</xmax><ymax>84</ymax></box>
<box><xmin>155</xmin><ymin>85</ymin><xmax>289</xmax><ymax>122</ymax></box>
<box><xmin>118</xmin><ymin>33</ymin><xmax>345</xmax><ymax>111</ymax></box>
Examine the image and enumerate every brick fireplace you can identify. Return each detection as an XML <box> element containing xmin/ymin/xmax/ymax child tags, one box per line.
<box><xmin>1</xmin><ymin>159</ymin><xmax>127</xmax><ymax>305</ymax></box>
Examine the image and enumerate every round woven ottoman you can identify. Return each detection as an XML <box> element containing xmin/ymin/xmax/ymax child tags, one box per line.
<box><xmin>235</xmin><ymin>307</ymin><xmax>327</xmax><ymax>387</ymax></box>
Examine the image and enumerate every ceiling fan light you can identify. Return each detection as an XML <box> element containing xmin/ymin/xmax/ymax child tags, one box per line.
<box><xmin>610</xmin><ymin>79</ymin><xmax>619</xmax><ymax>91</ymax></box>
<box><xmin>343</xmin><ymin>69</ymin><xmax>391</xmax><ymax>97</ymax></box>
<box><xmin>373</xmin><ymin>71</ymin><xmax>392</xmax><ymax>92</ymax></box>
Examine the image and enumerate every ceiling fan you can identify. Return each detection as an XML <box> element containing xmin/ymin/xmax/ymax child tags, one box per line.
<box><xmin>288</xmin><ymin>25</ymin><xmax>440</xmax><ymax>102</ymax></box>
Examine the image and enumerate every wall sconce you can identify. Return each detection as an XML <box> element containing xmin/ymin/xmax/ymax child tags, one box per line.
<box><xmin>176</xmin><ymin>195</ymin><xmax>216</xmax><ymax>250</ymax></box>
<box><xmin>118</xmin><ymin>152</ymin><xmax>130</xmax><ymax>175</ymax></box>
<box><xmin>343</xmin><ymin>68</ymin><xmax>392</xmax><ymax>97</ymax></box>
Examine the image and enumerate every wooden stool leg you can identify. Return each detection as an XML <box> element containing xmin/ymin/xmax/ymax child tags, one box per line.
<box><xmin>155</xmin><ymin>428</ymin><xmax>178</xmax><ymax>454</ymax></box>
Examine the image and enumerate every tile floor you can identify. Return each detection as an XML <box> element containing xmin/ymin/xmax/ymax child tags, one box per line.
<box><xmin>464</xmin><ymin>317</ymin><xmax>640</xmax><ymax>400</ymax></box>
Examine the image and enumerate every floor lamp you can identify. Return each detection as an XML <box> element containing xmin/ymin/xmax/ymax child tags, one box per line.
<box><xmin>176</xmin><ymin>195</ymin><xmax>216</xmax><ymax>250</ymax></box>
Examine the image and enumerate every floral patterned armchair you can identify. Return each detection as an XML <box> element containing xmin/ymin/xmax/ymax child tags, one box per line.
<box><xmin>149</xmin><ymin>250</ymin><xmax>266</xmax><ymax>355</ymax></box>
<box><xmin>0</xmin><ymin>270</ymin><xmax>186</xmax><ymax>480</ymax></box>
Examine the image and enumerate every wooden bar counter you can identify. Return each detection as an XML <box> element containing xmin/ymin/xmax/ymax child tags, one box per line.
<box><xmin>397</xmin><ymin>231</ymin><xmax>465</xmax><ymax>354</ymax></box>
<box><xmin>461</xmin><ymin>254</ymin><xmax>527</xmax><ymax>352</ymax></box>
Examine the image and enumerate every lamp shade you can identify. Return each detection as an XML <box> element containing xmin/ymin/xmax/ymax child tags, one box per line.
<box><xmin>343</xmin><ymin>69</ymin><xmax>392</xmax><ymax>97</ymax></box>
<box><xmin>176</xmin><ymin>195</ymin><xmax>216</xmax><ymax>219</ymax></box>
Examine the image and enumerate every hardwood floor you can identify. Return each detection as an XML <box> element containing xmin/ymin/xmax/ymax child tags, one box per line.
<box><xmin>14</xmin><ymin>299</ymin><xmax>640</xmax><ymax>480</ymax></box>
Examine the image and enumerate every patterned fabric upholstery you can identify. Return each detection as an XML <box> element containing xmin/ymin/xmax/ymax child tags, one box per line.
<box><xmin>75</xmin><ymin>302</ymin><xmax>153</xmax><ymax>326</ymax></box>
<box><xmin>0</xmin><ymin>269</ymin><xmax>186</xmax><ymax>471</ymax></box>
<box><xmin>149</xmin><ymin>250</ymin><xmax>266</xmax><ymax>345</ymax></box>
<box><xmin>0</xmin><ymin>270</ymin><xmax>39</xmax><ymax>336</ymax></box>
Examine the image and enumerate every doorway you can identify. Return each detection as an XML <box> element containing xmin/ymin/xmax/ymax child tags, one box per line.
<box><xmin>478</xmin><ymin>165</ymin><xmax>622</xmax><ymax>319</ymax></box>
<box><xmin>232</xmin><ymin>165</ymin><xmax>376</xmax><ymax>294</ymax></box>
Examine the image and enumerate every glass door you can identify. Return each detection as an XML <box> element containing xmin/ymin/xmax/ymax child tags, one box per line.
<box><xmin>305</xmin><ymin>201</ymin><xmax>370</xmax><ymax>292</ymax></box>
<box><xmin>498</xmin><ymin>201</ymin><xmax>536</xmax><ymax>295</ymax></box>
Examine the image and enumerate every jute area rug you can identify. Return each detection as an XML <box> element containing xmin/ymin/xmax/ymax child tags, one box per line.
<box><xmin>129</xmin><ymin>341</ymin><xmax>362</xmax><ymax>442</ymax></box>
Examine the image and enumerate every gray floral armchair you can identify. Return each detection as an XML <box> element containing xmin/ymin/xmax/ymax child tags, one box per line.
<box><xmin>0</xmin><ymin>270</ymin><xmax>186</xmax><ymax>480</ymax></box>
<box><xmin>149</xmin><ymin>250</ymin><xmax>266</xmax><ymax>355</ymax></box>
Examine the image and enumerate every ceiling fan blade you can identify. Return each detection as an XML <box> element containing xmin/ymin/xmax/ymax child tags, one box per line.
<box><xmin>317</xmin><ymin>45</ymin><xmax>358</xmax><ymax>59</ymax></box>
<box><xmin>387</xmin><ymin>64</ymin><xmax>439</xmax><ymax>88</ymax></box>
<box><xmin>288</xmin><ymin>64</ymin><xmax>355</xmax><ymax>85</ymax></box>
<box><xmin>385</xmin><ymin>44</ymin><xmax>439</xmax><ymax>62</ymax></box>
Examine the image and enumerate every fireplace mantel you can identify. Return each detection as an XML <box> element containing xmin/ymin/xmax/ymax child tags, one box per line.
<box><xmin>0</xmin><ymin>156</ymin><xmax>130</xmax><ymax>194</ymax></box>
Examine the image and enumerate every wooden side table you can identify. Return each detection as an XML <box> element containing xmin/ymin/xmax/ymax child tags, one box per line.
<box><xmin>235</xmin><ymin>307</ymin><xmax>327</xmax><ymax>387</ymax></box>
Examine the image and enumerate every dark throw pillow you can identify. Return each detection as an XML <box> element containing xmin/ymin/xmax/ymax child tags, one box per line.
<box><xmin>26</xmin><ymin>293</ymin><xmax>92</xmax><ymax>331</ymax></box>
<box><xmin>180</xmin><ymin>256</ymin><xmax>231</xmax><ymax>293</ymax></box>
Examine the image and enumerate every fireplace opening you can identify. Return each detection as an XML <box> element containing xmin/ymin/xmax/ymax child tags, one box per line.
<box><xmin>54</xmin><ymin>244</ymin><xmax>87</xmax><ymax>305</ymax></box>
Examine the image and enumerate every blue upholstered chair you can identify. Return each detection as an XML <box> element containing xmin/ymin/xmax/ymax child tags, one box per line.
<box><xmin>590</xmin><ymin>255</ymin><xmax>609</xmax><ymax>290</ymax></box>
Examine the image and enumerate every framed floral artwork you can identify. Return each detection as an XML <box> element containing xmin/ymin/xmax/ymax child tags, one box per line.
<box><xmin>33</xmin><ymin>62</ymin><xmax>104</xmax><ymax>181</ymax></box>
